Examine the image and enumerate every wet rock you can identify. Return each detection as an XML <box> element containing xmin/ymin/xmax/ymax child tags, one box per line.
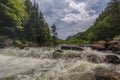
<box><xmin>95</xmin><ymin>68</ymin><xmax>120</xmax><ymax>80</ymax></box>
<box><xmin>53</xmin><ymin>50</ymin><xmax>63</xmax><ymax>59</ymax></box>
<box><xmin>113</xmin><ymin>37</ymin><xmax>120</xmax><ymax>41</ymax></box>
<box><xmin>109</xmin><ymin>46</ymin><xmax>120</xmax><ymax>52</ymax></box>
<box><xmin>53</xmin><ymin>50</ymin><xmax>82</xmax><ymax>59</ymax></box>
<box><xmin>115</xmin><ymin>51</ymin><xmax>120</xmax><ymax>55</ymax></box>
<box><xmin>90</xmin><ymin>40</ymin><xmax>116</xmax><ymax>51</ymax></box>
<box><xmin>87</xmin><ymin>55</ymin><xmax>102</xmax><ymax>63</ymax></box>
<box><xmin>59</xmin><ymin>44</ymin><xmax>84</xmax><ymax>51</ymax></box>
<box><xmin>97</xmin><ymin>41</ymin><xmax>106</xmax><ymax>45</ymax></box>
<box><xmin>104</xmin><ymin>55</ymin><xmax>120</xmax><ymax>64</ymax></box>
<box><xmin>107</xmin><ymin>38</ymin><xmax>120</xmax><ymax>55</ymax></box>
<box><xmin>109</xmin><ymin>41</ymin><xmax>120</xmax><ymax>45</ymax></box>
<box><xmin>108</xmin><ymin>40</ymin><xmax>120</xmax><ymax>51</ymax></box>
<box><xmin>64</xmin><ymin>53</ymin><xmax>81</xmax><ymax>59</ymax></box>
<box><xmin>90</xmin><ymin>41</ymin><xmax>109</xmax><ymax>51</ymax></box>
<box><xmin>90</xmin><ymin>44</ymin><xmax>107</xmax><ymax>51</ymax></box>
<box><xmin>56</xmin><ymin>49</ymin><xmax>64</xmax><ymax>53</ymax></box>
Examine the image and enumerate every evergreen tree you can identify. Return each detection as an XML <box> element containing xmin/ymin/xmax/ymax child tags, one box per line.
<box><xmin>0</xmin><ymin>0</ymin><xmax>28</xmax><ymax>39</ymax></box>
<box><xmin>51</xmin><ymin>24</ymin><xmax>58</xmax><ymax>44</ymax></box>
<box><xmin>24</xmin><ymin>0</ymin><xmax>52</xmax><ymax>45</ymax></box>
<box><xmin>69</xmin><ymin>0</ymin><xmax>120</xmax><ymax>42</ymax></box>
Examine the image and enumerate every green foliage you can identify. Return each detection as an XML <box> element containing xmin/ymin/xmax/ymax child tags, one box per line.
<box><xmin>0</xmin><ymin>0</ymin><xmax>28</xmax><ymax>38</ymax></box>
<box><xmin>56</xmin><ymin>39</ymin><xmax>65</xmax><ymax>44</ymax></box>
<box><xmin>66</xmin><ymin>38</ymin><xmax>90</xmax><ymax>45</ymax></box>
<box><xmin>14</xmin><ymin>39</ymin><xmax>23</xmax><ymax>45</ymax></box>
<box><xmin>70</xmin><ymin>0</ymin><xmax>120</xmax><ymax>42</ymax></box>
<box><xmin>24</xmin><ymin>0</ymin><xmax>52</xmax><ymax>45</ymax></box>
<box><xmin>0</xmin><ymin>0</ymin><xmax>53</xmax><ymax>46</ymax></box>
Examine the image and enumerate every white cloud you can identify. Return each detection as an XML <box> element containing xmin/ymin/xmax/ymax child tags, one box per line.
<box><xmin>30</xmin><ymin>0</ymin><xmax>110</xmax><ymax>39</ymax></box>
<box><xmin>61</xmin><ymin>1</ymin><xmax>96</xmax><ymax>23</ymax></box>
<box><xmin>64</xmin><ymin>0</ymin><xmax>73</xmax><ymax>3</ymax></box>
<box><xmin>69</xmin><ymin>2</ymin><xmax>86</xmax><ymax>10</ymax></box>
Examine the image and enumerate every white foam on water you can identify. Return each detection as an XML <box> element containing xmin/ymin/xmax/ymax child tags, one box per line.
<box><xmin>0</xmin><ymin>47</ymin><xmax>119</xmax><ymax>80</ymax></box>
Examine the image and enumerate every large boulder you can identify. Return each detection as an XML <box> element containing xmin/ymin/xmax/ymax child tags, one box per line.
<box><xmin>53</xmin><ymin>50</ymin><xmax>82</xmax><ymax>59</ymax></box>
<box><xmin>90</xmin><ymin>44</ymin><xmax>107</xmax><ymax>51</ymax></box>
<box><xmin>109</xmin><ymin>43</ymin><xmax>120</xmax><ymax>51</ymax></box>
<box><xmin>109</xmin><ymin>41</ymin><xmax>119</xmax><ymax>45</ymax></box>
<box><xmin>95</xmin><ymin>68</ymin><xmax>120</xmax><ymax>80</ymax></box>
<box><xmin>108</xmin><ymin>38</ymin><xmax>120</xmax><ymax>55</ymax></box>
<box><xmin>59</xmin><ymin>44</ymin><xmax>84</xmax><ymax>51</ymax></box>
<box><xmin>104</xmin><ymin>55</ymin><xmax>120</xmax><ymax>64</ymax></box>
<box><xmin>86</xmin><ymin>55</ymin><xmax>102</xmax><ymax>63</ymax></box>
<box><xmin>53</xmin><ymin>50</ymin><xmax>63</xmax><ymax>59</ymax></box>
<box><xmin>90</xmin><ymin>41</ymin><xmax>109</xmax><ymax>51</ymax></box>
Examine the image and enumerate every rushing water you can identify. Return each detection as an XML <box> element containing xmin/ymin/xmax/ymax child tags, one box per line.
<box><xmin>0</xmin><ymin>47</ymin><xmax>120</xmax><ymax>80</ymax></box>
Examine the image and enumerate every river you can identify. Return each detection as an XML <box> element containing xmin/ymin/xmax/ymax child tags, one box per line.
<box><xmin>0</xmin><ymin>47</ymin><xmax>120</xmax><ymax>80</ymax></box>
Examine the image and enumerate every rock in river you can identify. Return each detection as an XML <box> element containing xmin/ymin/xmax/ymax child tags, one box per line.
<box><xmin>104</xmin><ymin>55</ymin><xmax>120</xmax><ymax>64</ymax></box>
<box><xmin>95</xmin><ymin>68</ymin><xmax>120</xmax><ymax>80</ymax></box>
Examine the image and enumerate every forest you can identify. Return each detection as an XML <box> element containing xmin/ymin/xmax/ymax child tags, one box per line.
<box><xmin>0</xmin><ymin>0</ymin><xmax>120</xmax><ymax>46</ymax></box>
<box><xmin>0</xmin><ymin>0</ymin><xmax>61</xmax><ymax>46</ymax></box>
<box><xmin>68</xmin><ymin>0</ymin><xmax>120</xmax><ymax>44</ymax></box>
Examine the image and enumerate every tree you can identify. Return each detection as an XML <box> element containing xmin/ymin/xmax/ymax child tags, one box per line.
<box><xmin>51</xmin><ymin>24</ymin><xmax>58</xmax><ymax>44</ymax></box>
<box><xmin>68</xmin><ymin>0</ymin><xmax>120</xmax><ymax>42</ymax></box>
<box><xmin>24</xmin><ymin>0</ymin><xmax>52</xmax><ymax>45</ymax></box>
<box><xmin>0</xmin><ymin>0</ymin><xmax>52</xmax><ymax>46</ymax></box>
<box><xmin>0</xmin><ymin>0</ymin><xmax>28</xmax><ymax>39</ymax></box>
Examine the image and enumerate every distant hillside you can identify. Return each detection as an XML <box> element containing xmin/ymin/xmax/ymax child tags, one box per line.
<box><xmin>66</xmin><ymin>32</ymin><xmax>81</xmax><ymax>40</ymax></box>
<box><xmin>69</xmin><ymin>0</ymin><xmax>120</xmax><ymax>42</ymax></box>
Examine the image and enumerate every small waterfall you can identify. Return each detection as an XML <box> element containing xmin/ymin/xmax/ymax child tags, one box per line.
<box><xmin>0</xmin><ymin>47</ymin><xmax>120</xmax><ymax>80</ymax></box>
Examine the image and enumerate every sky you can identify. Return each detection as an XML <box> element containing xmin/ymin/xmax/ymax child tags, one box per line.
<box><xmin>31</xmin><ymin>0</ymin><xmax>110</xmax><ymax>39</ymax></box>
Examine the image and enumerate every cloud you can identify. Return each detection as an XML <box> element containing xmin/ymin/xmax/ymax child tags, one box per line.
<box><xmin>31</xmin><ymin>0</ymin><xmax>110</xmax><ymax>39</ymax></box>
<box><xmin>61</xmin><ymin>1</ymin><xmax>103</xmax><ymax>23</ymax></box>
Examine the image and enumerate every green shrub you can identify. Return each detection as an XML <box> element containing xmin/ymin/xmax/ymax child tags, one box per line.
<box><xmin>14</xmin><ymin>40</ymin><xmax>23</xmax><ymax>45</ymax></box>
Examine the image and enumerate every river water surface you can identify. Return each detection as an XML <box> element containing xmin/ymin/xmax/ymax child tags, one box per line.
<box><xmin>0</xmin><ymin>47</ymin><xmax>120</xmax><ymax>80</ymax></box>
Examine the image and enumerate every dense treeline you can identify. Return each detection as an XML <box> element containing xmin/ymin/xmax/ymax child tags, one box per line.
<box><xmin>0</xmin><ymin>0</ymin><xmax>55</xmax><ymax>46</ymax></box>
<box><xmin>69</xmin><ymin>0</ymin><xmax>120</xmax><ymax>42</ymax></box>
<box><xmin>0</xmin><ymin>0</ymin><xmax>28</xmax><ymax>39</ymax></box>
<box><xmin>24</xmin><ymin>0</ymin><xmax>52</xmax><ymax>45</ymax></box>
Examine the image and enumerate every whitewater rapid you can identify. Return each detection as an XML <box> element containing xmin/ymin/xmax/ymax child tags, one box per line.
<box><xmin>0</xmin><ymin>47</ymin><xmax>120</xmax><ymax>80</ymax></box>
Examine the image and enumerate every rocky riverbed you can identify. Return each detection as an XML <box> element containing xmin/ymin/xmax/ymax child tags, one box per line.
<box><xmin>0</xmin><ymin>47</ymin><xmax>120</xmax><ymax>80</ymax></box>
<box><xmin>90</xmin><ymin>37</ymin><xmax>120</xmax><ymax>55</ymax></box>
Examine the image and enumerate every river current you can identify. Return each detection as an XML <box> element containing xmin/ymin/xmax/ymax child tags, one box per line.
<box><xmin>0</xmin><ymin>47</ymin><xmax>120</xmax><ymax>80</ymax></box>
